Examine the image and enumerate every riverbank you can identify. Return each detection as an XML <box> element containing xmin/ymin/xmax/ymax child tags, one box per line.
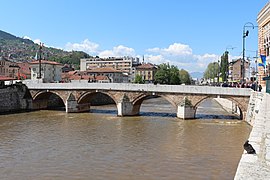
<box><xmin>234</xmin><ymin>92</ymin><xmax>270</xmax><ymax>179</ymax></box>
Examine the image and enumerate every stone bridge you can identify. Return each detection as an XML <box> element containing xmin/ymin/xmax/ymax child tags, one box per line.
<box><xmin>25</xmin><ymin>82</ymin><xmax>252</xmax><ymax>120</ymax></box>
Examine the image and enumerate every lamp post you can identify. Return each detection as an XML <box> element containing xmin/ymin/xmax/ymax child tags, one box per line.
<box><xmin>242</xmin><ymin>22</ymin><xmax>257</xmax><ymax>83</ymax></box>
<box><xmin>38</xmin><ymin>42</ymin><xmax>43</xmax><ymax>79</ymax></box>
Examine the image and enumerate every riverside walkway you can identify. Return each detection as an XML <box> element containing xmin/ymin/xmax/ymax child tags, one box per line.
<box><xmin>234</xmin><ymin>93</ymin><xmax>270</xmax><ymax>179</ymax></box>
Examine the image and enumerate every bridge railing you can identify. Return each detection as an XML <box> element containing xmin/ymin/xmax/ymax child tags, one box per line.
<box><xmin>24</xmin><ymin>82</ymin><xmax>252</xmax><ymax>96</ymax></box>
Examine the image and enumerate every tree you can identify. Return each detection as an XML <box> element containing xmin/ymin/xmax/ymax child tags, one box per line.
<box><xmin>179</xmin><ymin>69</ymin><xmax>191</xmax><ymax>85</ymax></box>
<box><xmin>154</xmin><ymin>63</ymin><xmax>171</xmax><ymax>84</ymax></box>
<box><xmin>203</xmin><ymin>62</ymin><xmax>219</xmax><ymax>80</ymax></box>
<box><xmin>220</xmin><ymin>51</ymin><xmax>229</xmax><ymax>82</ymax></box>
<box><xmin>154</xmin><ymin>63</ymin><xmax>181</xmax><ymax>85</ymax></box>
<box><xmin>169</xmin><ymin>65</ymin><xmax>181</xmax><ymax>85</ymax></box>
<box><xmin>134</xmin><ymin>74</ymin><xmax>144</xmax><ymax>84</ymax></box>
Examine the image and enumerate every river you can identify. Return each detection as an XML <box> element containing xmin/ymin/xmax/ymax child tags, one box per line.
<box><xmin>0</xmin><ymin>98</ymin><xmax>251</xmax><ymax>180</ymax></box>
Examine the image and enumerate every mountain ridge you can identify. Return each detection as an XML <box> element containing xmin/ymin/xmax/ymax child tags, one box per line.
<box><xmin>0</xmin><ymin>30</ymin><xmax>90</xmax><ymax>69</ymax></box>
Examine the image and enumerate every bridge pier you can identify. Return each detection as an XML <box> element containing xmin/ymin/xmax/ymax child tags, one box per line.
<box><xmin>66</xmin><ymin>93</ymin><xmax>90</xmax><ymax>113</ymax></box>
<box><xmin>176</xmin><ymin>97</ymin><xmax>196</xmax><ymax>119</ymax></box>
<box><xmin>117</xmin><ymin>98</ymin><xmax>139</xmax><ymax>116</ymax></box>
<box><xmin>177</xmin><ymin>106</ymin><xmax>196</xmax><ymax>119</ymax></box>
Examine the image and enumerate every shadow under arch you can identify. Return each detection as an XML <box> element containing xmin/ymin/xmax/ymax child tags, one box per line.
<box><xmin>78</xmin><ymin>91</ymin><xmax>118</xmax><ymax>114</ymax></box>
<box><xmin>194</xmin><ymin>96</ymin><xmax>242</xmax><ymax>120</ymax></box>
<box><xmin>132</xmin><ymin>94</ymin><xmax>177</xmax><ymax>117</ymax></box>
<box><xmin>32</xmin><ymin>91</ymin><xmax>65</xmax><ymax>110</ymax></box>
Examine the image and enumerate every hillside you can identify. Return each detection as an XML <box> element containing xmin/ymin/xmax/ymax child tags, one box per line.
<box><xmin>0</xmin><ymin>30</ymin><xmax>90</xmax><ymax>69</ymax></box>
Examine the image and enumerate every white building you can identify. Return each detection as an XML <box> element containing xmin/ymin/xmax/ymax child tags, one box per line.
<box><xmin>80</xmin><ymin>56</ymin><xmax>139</xmax><ymax>82</ymax></box>
<box><xmin>29</xmin><ymin>60</ymin><xmax>63</xmax><ymax>83</ymax></box>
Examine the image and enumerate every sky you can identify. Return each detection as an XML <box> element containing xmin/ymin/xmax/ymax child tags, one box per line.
<box><xmin>0</xmin><ymin>0</ymin><xmax>269</xmax><ymax>73</ymax></box>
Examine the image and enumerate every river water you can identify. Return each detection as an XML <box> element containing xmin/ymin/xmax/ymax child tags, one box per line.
<box><xmin>0</xmin><ymin>98</ymin><xmax>251</xmax><ymax>180</ymax></box>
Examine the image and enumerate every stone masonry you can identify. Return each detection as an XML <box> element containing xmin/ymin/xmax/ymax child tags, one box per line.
<box><xmin>234</xmin><ymin>92</ymin><xmax>270</xmax><ymax>179</ymax></box>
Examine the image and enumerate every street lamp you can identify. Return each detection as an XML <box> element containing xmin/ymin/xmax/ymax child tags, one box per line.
<box><xmin>242</xmin><ymin>22</ymin><xmax>257</xmax><ymax>82</ymax></box>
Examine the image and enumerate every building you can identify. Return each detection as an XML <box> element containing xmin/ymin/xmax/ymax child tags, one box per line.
<box><xmin>257</xmin><ymin>2</ymin><xmax>270</xmax><ymax>87</ymax></box>
<box><xmin>62</xmin><ymin>64</ymin><xmax>74</xmax><ymax>73</ymax></box>
<box><xmin>0</xmin><ymin>57</ymin><xmax>20</xmax><ymax>79</ymax></box>
<box><xmin>80</xmin><ymin>56</ymin><xmax>139</xmax><ymax>82</ymax></box>
<box><xmin>86</xmin><ymin>67</ymin><xmax>127</xmax><ymax>83</ymax></box>
<box><xmin>135</xmin><ymin>63</ymin><xmax>157</xmax><ymax>83</ymax></box>
<box><xmin>29</xmin><ymin>60</ymin><xmax>63</xmax><ymax>83</ymax></box>
<box><xmin>17</xmin><ymin>62</ymin><xmax>31</xmax><ymax>79</ymax></box>
<box><xmin>228</xmin><ymin>59</ymin><xmax>250</xmax><ymax>83</ymax></box>
<box><xmin>62</xmin><ymin>67</ymin><xmax>128</xmax><ymax>83</ymax></box>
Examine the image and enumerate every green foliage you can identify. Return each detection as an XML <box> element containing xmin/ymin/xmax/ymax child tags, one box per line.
<box><xmin>134</xmin><ymin>74</ymin><xmax>145</xmax><ymax>84</ymax></box>
<box><xmin>154</xmin><ymin>63</ymin><xmax>181</xmax><ymax>85</ymax></box>
<box><xmin>49</xmin><ymin>51</ymin><xmax>90</xmax><ymax>69</ymax></box>
<box><xmin>203</xmin><ymin>62</ymin><xmax>219</xmax><ymax>80</ymax></box>
<box><xmin>0</xmin><ymin>30</ymin><xmax>91</xmax><ymax>69</ymax></box>
<box><xmin>220</xmin><ymin>51</ymin><xmax>229</xmax><ymax>82</ymax></box>
<box><xmin>179</xmin><ymin>69</ymin><xmax>191</xmax><ymax>85</ymax></box>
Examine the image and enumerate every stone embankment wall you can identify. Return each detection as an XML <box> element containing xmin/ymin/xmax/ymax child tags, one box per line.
<box><xmin>0</xmin><ymin>83</ymin><xmax>32</xmax><ymax>114</ymax></box>
<box><xmin>234</xmin><ymin>92</ymin><xmax>270</xmax><ymax>179</ymax></box>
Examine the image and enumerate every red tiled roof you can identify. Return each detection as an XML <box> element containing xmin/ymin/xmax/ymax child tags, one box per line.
<box><xmin>29</xmin><ymin>60</ymin><xmax>62</xmax><ymax>65</ymax></box>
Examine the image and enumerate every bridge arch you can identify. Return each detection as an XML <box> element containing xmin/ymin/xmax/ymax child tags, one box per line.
<box><xmin>78</xmin><ymin>91</ymin><xmax>118</xmax><ymax>105</ymax></box>
<box><xmin>131</xmin><ymin>93</ymin><xmax>177</xmax><ymax>116</ymax></box>
<box><xmin>193</xmin><ymin>96</ymin><xmax>244</xmax><ymax>120</ymax></box>
<box><xmin>32</xmin><ymin>90</ymin><xmax>65</xmax><ymax>110</ymax></box>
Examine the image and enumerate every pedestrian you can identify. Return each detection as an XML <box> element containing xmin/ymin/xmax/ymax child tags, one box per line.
<box><xmin>259</xmin><ymin>84</ymin><xmax>262</xmax><ymax>92</ymax></box>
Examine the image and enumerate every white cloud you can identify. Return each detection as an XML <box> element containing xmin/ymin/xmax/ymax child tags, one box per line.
<box><xmin>65</xmin><ymin>39</ymin><xmax>99</xmax><ymax>54</ymax></box>
<box><xmin>99</xmin><ymin>45</ymin><xmax>135</xmax><ymax>58</ymax></box>
<box><xmin>145</xmin><ymin>43</ymin><xmax>219</xmax><ymax>72</ymax></box>
<box><xmin>147</xmin><ymin>43</ymin><xmax>192</xmax><ymax>56</ymax></box>
<box><xmin>145</xmin><ymin>54</ymin><xmax>166</xmax><ymax>64</ymax></box>
<box><xmin>64</xmin><ymin>39</ymin><xmax>135</xmax><ymax>58</ymax></box>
